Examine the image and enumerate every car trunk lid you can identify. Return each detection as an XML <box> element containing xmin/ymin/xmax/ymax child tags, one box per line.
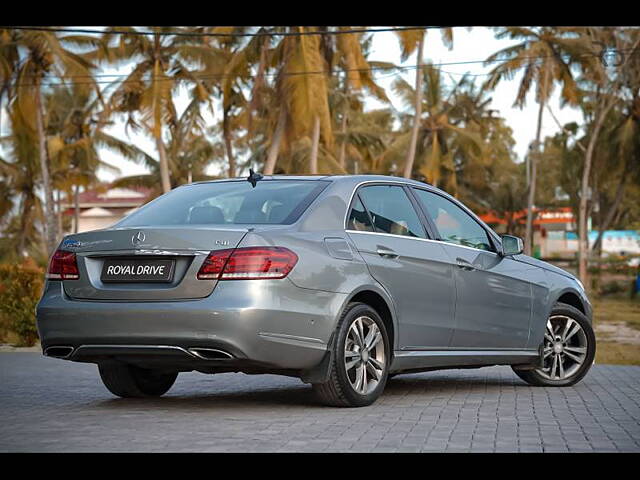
<box><xmin>60</xmin><ymin>226</ymin><xmax>248</xmax><ymax>301</ymax></box>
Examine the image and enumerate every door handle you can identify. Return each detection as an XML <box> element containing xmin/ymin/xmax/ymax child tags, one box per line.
<box><xmin>456</xmin><ymin>257</ymin><xmax>476</xmax><ymax>271</ymax></box>
<box><xmin>376</xmin><ymin>247</ymin><xmax>399</xmax><ymax>258</ymax></box>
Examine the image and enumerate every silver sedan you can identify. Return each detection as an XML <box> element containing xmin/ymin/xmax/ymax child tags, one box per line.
<box><xmin>36</xmin><ymin>175</ymin><xmax>596</xmax><ymax>407</ymax></box>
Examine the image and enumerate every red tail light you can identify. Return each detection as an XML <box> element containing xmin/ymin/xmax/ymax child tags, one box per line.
<box><xmin>46</xmin><ymin>250</ymin><xmax>80</xmax><ymax>280</ymax></box>
<box><xmin>197</xmin><ymin>247</ymin><xmax>298</xmax><ymax>280</ymax></box>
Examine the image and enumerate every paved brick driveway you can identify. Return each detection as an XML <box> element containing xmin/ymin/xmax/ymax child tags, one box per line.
<box><xmin>1</xmin><ymin>353</ymin><xmax>639</xmax><ymax>452</ymax></box>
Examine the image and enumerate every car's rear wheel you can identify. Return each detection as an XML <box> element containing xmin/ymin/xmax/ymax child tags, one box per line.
<box><xmin>513</xmin><ymin>302</ymin><xmax>596</xmax><ymax>387</ymax></box>
<box><xmin>98</xmin><ymin>363</ymin><xmax>178</xmax><ymax>398</ymax></box>
<box><xmin>313</xmin><ymin>302</ymin><xmax>390</xmax><ymax>407</ymax></box>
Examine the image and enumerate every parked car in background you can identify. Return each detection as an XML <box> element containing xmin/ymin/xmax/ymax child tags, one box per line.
<box><xmin>36</xmin><ymin>175</ymin><xmax>596</xmax><ymax>407</ymax></box>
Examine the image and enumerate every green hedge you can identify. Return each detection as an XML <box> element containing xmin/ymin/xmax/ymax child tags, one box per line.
<box><xmin>0</xmin><ymin>259</ymin><xmax>44</xmax><ymax>347</ymax></box>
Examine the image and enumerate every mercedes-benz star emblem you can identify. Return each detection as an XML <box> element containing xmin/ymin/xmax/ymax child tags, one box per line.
<box><xmin>131</xmin><ymin>231</ymin><xmax>146</xmax><ymax>247</ymax></box>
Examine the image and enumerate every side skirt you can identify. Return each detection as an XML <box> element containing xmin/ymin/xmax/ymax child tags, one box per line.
<box><xmin>390</xmin><ymin>349</ymin><xmax>540</xmax><ymax>374</ymax></box>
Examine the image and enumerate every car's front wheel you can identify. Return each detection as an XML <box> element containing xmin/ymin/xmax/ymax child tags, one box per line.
<box><xmin>313</xmin><ymin>302</ymin><xmax>390</xmax><ymax>407</ymax></box>
<box><xmin>98</xmin><ymin>363</ymin><xmax>178</xmax><ymax>398</ymax></box>
<box><xmin>513</xmin><ymin>302</ymin><xmax>596</xmax><ymax>387</ymax></box>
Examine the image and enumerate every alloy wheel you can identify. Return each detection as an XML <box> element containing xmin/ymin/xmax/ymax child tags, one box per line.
<box><xmin>537</xmin><ymin>315</ymin><xmax>588</xmax><ymax>381</ymax></box>
<box><xmin>344</xmin><ymin>316</ymin><xmax>386</xmax><ymax>395</ymax></box>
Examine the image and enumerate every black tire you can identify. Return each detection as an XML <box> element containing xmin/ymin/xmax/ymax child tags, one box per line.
<box><xmin>513</xmin><ymin>302</ymin><xmax>596</xmax><ymax>387</ymax></box>
<box><xmin>98</xmin><ymin>363</ymin><xmax>178</xmax><ymax>398</ymax></box>
<box><xmin>313</xmin><ymin>302</ymin><xmax>390</xmax><ymax>407</ymax></box>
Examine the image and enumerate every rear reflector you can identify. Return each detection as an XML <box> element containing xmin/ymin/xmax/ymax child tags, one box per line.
<box><xmin>197</xmin><ymin>247</ymin><xmax>298</xmax><ymax>280</ymax></box>
<box><xmin>46</xmin><ymin>250</ymin><xmax>80</xmax><ymax>280</ymax></box>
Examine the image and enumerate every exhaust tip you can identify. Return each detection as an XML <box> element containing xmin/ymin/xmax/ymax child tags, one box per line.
<box><xmin>45</xmin><ymin>346</ymin><xmax>74</xmax><ymax>359</ymax></box>
<box><xmin>188</xmin><ymin>347</ymin><xmax>233</xmax><ymax>360</ymax></box>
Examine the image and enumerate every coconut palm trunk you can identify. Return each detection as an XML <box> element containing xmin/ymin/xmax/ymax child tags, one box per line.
<box><xmin>56</xmin><ymin>189</ymin><xmax>63</xmax><ymax>235</ymax></box>
<box><xmin>223</xmin><ymin>108</ymin><xmax>236</xmax><ymax>178</ymax></box>
<box><xmin>35</xmin><ymin>75</ymin><xmax>58</xmax><ymax>253</ymax></box>
<box><xmin>264</xmin><ymin>108</ymin><xmax>287</xmax><ymax>175</ymax></box>
<box><xmin>403</xmin><ymin>34</ymin><xmax>424</xmax><ymax>179</ymax></box>
<box><xmin>73</xmin><ymin>184</ymin><xmax>80</xmax><ymax>234</ymax></box>
<box><xmin>338</xmin><ymin>81</ymin><xmax>350</xmax><ymax>169</ymax></box>
<box><xmin>578</xmin><ymin>96</ymin><xmax>616</xmax><ymax>283</ymax></box>
<box><xmin>310</xmin><ymin>116</ymin><xmax>320</xmax><ymax>174</ymax></box>
<box><xmin>17</xmin><ymin>195</ymin><xmax>33</xmax><ymax>256</ymax></box>
<box><xmin>155</xmin><ymin>133</ymin><xmax>171</xmax><ymax>193</ymax></box>
<box><xmin>524</xmin><ymin>96</ymin><xmax>545</xmax><ymax>256</ymax></box>
<box><xmin>338</xmin><ymin>103</ymin><xmax>348</xmax><ymax>169</ymax></box>
<box><xmin>592</xmin><ymin>173</ymin><xmax>626</xmax><ymax>255</ymax></box>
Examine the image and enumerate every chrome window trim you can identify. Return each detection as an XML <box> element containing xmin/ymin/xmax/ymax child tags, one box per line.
<box><xmin>345</xmin><ymin>229</ymin><xmax>439</xmax><ymax>245</ymax></box>
<box><xmin>344</xmin><ymin>180</ymin><xmax>501</xmax><ymax>256</ymax></box>
<box><xmin>409</xmin><ymin>186</ymin><xmax>501</xmax><ymax>254</ymax></box>
<box><xmin>345</xmin><ymin>229</ymin><xmax>499</xmax><ymax>256</ymax></box>
<box><xmin>343</xmin><ymin>180</ymin><xmax>419</xmax><ymax>230</ymax></box>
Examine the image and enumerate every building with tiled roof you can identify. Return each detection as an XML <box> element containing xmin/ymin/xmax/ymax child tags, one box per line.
<box><xmin>62</xmin><ymin>185</ymin><xmax>152</xmax><ymax>233</ymax></box>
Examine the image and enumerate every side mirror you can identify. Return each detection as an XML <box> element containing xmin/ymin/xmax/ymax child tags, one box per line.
<box><xmin>500</xmin><ymin>235</ymin><xmax>524</xmax><ymax>256</ymax></box>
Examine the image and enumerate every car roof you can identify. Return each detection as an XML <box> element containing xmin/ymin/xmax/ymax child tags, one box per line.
<box><xmin>188</xmin><ymin>174</ymin><xmax>455</xmax><ymax>203</ymax></box>
<box><xmin>191</xmin><ymin>174</ymin><xmax>433</xmax><ymax>188</ymax></box>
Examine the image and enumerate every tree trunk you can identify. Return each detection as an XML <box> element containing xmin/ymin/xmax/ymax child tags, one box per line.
<box><xmin>524</xmin><ymin>96</ymin><xmax>545</xmax><ymax>257</ymax></box>
<box><xmin>155</xmin><ymin>132</ymin><xmax>171</xmax><ymax>193</ymax></box>
<box><xmin>403</xmin><ymin>34</ymin><xmax>424</xmax><ymax>179</ymax></box>
<box><xmin>17</xmin><ymin>194</ymin><xmax>32</xmax><ymax>256</ymax></box>
<box><xmin>35</xmin><ymin>76</ymin><xmax>58</xmax><ymax>253</ymax></box>
<box><xmin>73</xmin><ymin>184</ymin><xmax>80</xmax><ymax>234</ymax></box>
<box><xmin>56</xmin><ymin>189</ymin><xmax>63</xmax><ymax>235</ymax></box>
<box><xmin>223</xmin><ymin>107</ymin><xmax>236</xmax><ymax>178</ymax></box>
<box><xmin>263</xmin><ymin>108</ymin><xmax>286</xmax><ymax>175</ymax></box>
<box><xmin>592</xmin><ymin>158</ymin><xmax>629</xmax><ymax>255</ymax></box>
<box><xmin>338</xmin><ymin>105</ymin><xmax>348</xmax><ymax>170</ymax></box>
<box><xmin>247</xmin><ymin>35</ymin><xmax>269</xmax><ymax>136</ymax></box>
<box><xmin>338</xmin><ymin>82</ymin><xmax>349</xmax><ymax>170</ymax></box>
<box><xmin>578</xmin><ymin>97</ymin><xmax>616</xmax><ymax>284</ymax></box>
<box><xmin>310</xmin><ymin>116</ymin><xmax>320</xmax><ymax>174</ymax></box>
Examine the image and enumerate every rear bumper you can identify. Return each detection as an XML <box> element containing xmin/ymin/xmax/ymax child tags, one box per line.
<box><xmin>36</xmin><ymin>278</ymin><xmax>347</xmax><ymax>372</ymax></box>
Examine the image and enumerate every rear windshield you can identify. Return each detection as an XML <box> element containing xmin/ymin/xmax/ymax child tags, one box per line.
<box><xmin>116</xmin><ymin>180</ymin><xmax>327</xmax><ymax>227</ymax></box>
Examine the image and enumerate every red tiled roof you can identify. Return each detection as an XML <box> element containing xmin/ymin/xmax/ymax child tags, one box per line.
<box><xmin>75</xmin><ymin>185</ymin><xmax>152</xmax><ymax>205</ymax></box>
<box><xmin>480</xmin><ymin>207</ymin><xmax>575</xmax><ymax>226</ymax></box>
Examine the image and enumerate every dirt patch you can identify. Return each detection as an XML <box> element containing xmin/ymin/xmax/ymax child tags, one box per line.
<box><xmin>595</xmin><ymin>322</ymin><xmax>640</xmax><ymax>345</ymax></box>
<box><xmin>0</xmin><ymin>343</ymin><xmax>41</xmax><ymax>352</ymax></box>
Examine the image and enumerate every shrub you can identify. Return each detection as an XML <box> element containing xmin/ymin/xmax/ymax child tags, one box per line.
<box><xmin>0</xmin><ymin>259</ymin><xmax>44</xmax><ymax>347</ymax></box>
<box><xmin>598</xmin><ymin>279</ymin><xmax>630</xmax><ymax>296</ymax></box>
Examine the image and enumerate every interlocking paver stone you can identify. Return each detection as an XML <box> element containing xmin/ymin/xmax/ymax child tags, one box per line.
<box><xmin>1</xmin><ymin>353</ymin><xmax>639</xmax><ymax>452</ymax></box>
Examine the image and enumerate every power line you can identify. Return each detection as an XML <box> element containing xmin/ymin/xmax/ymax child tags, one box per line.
<box><xmin>12</xmin><ymin>47</ymin><xmax>637</xmax><ymax>88</ymax></box>
<box><xmin>4</xmin><ymin>26</ymin><xmax>441</xmax><ymax>38</ymax></box>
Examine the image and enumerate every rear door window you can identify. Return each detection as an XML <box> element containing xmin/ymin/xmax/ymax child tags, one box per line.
<box><xmin>357</xmin><ymin>185</ymin><xmax>426</xmax><ymax>238</ymax></box>
<box><xmin>347</xmin><ymin>196</ymin><xmax>374</xmax><ymax>232</ymax></box>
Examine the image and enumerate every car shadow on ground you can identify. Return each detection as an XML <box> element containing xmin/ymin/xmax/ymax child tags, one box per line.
<box><xmin>88</xmin><ymin>372</ymin><xmax>532</xmax><ymax>410</ymax></box>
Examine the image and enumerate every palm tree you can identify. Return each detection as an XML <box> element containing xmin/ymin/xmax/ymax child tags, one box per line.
<box><xmin>111</xmin><ymin>99</ymin><xmax>220</xmax><ymax>195</ymax></box>
<box><xmin>395</xmin><ymin>27</ymin><xmax>454</xmax><ymax>179</ymax></box>
<box><xmin>43</xmin><ymin>83</ymin><xmax>153</xmax><ymax>232</ymax></box>
<box><xmin>196</xmin><ymin>26</ymin><xmax>258</xmax><ymax>178</ymax></box>
<box><xmin>573</xmin><ymin>27</ymin><xmax>640</xmax><ymax>282</ymax></box>
<box><xmin>388</xmin><ymin>65</ymin><xmax>485</xmax><ymax>195</ymax></box>
<box><xmin>2</xmin><ymin>27</ymin><xmax>100</xmax><ymax>252</ymax></box>
<box><xmin>591</xmin><ymin>106</ymin><xmax>640</xmax><ymax>254</ymax></box>
<box><xmin>262</xmin><ymin>27</ymin><xmax>333</xmax><ymax>174</ymax></box>
<box><xmin>0</xmin><ymin>105</ymin><xmax>46</xmax><ymax>259</ymax></box>
<box><xmin>92</xmin><ymin>27</ymin><xmax>214</xmax><ymax>193</ymax></box>
<box><xmin>332</xmin><ymin>28</ymin><xmax>392</xmax><ymax>170</ymax></box>
<box><xmin>484</xmin><ymin>27</ymin><xmax>581</xmax><ymax>256</ymax></box>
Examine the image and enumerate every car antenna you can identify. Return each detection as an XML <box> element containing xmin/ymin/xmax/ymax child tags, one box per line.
<box><xmin>247</xmin><ymin>169</ymin><xmax>263</xmax><ymax>188</ymax></box>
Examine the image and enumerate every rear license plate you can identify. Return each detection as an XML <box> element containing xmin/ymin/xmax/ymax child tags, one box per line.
<box><xmin>101</xmin><ymin>258</ymin><xmax>175</xmax><ymax>283</ymax></box>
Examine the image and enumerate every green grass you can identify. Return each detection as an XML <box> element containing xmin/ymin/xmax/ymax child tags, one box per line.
<box><xmin>596</xmin><ymin>342</ymin><xmax>640</xmax><ymax>366</ymax></box>
<box><xmin>592</xmin><ymin>296</ymin><xmax>640</xmax><ymax>365</ymax></box>
<box><xmin>593</xmin><ymin>296</ymin><xmax>640</xmax><ymax>330</ymax></box>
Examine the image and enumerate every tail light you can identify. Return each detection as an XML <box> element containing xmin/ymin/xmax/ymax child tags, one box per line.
<box><xmin>197</xmin><ymin>247</ymin><xmax>298</xmax><ymax>280</ymax></box>
<box><xmin>46</xmin><ymin>250</ymin><xmax>80</xmax><ymax>280</ymax></box>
